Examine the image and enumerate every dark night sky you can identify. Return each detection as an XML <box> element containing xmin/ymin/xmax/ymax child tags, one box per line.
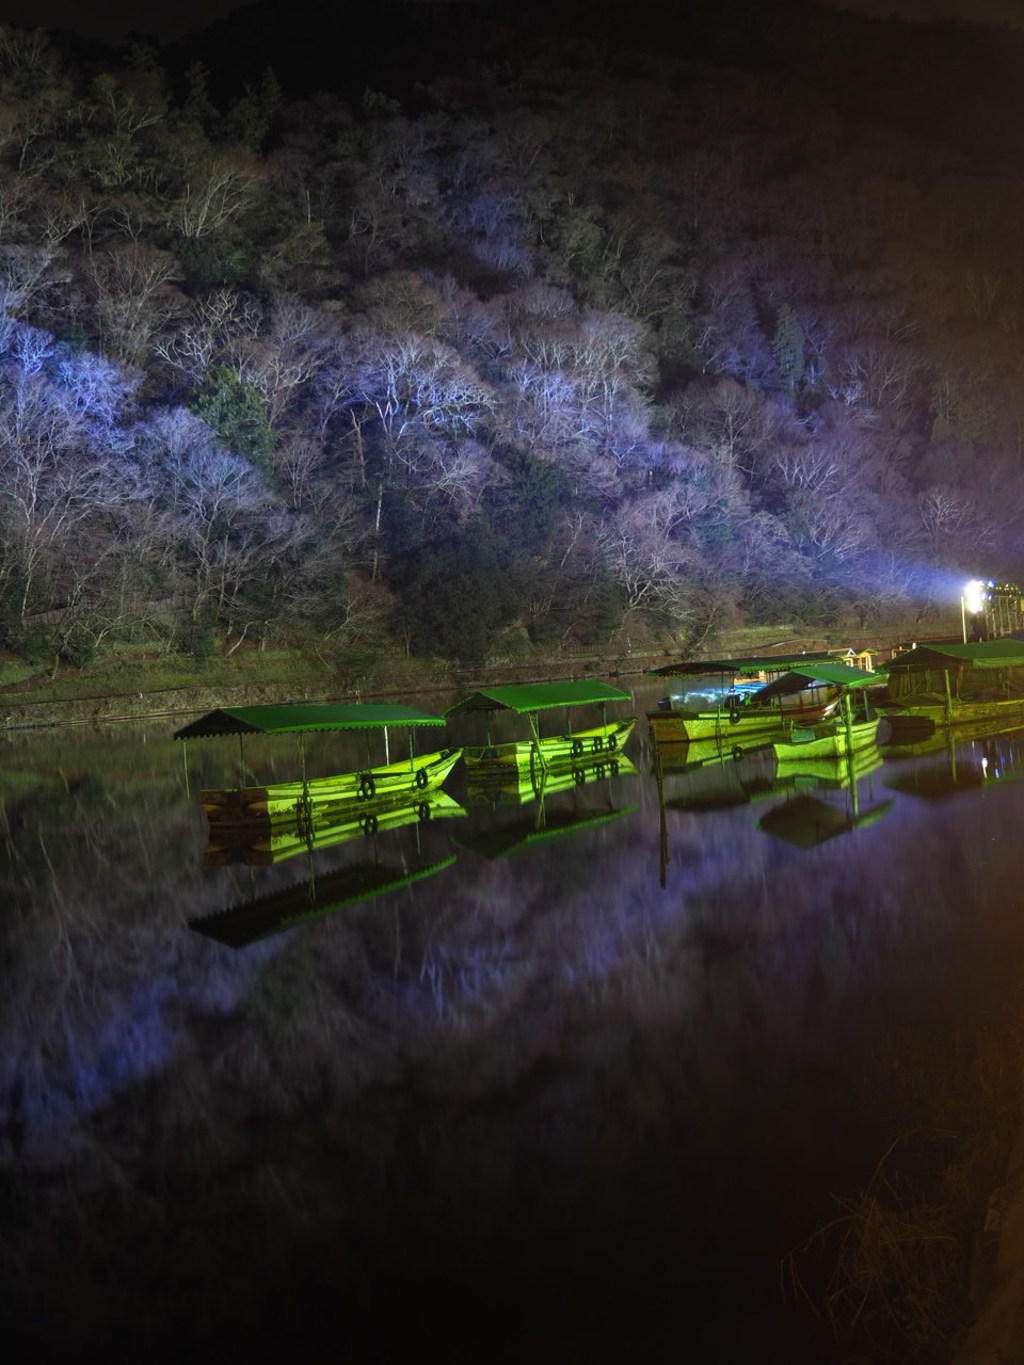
<box><xmin>0</xmin><ymin>0</ymin><xmax>1022</xmax><ymax>44</ymax></box>
<box><xmin>0</xmin><ymin>0</ymin><xmax>247</xmax><ymax>41</ymax></box>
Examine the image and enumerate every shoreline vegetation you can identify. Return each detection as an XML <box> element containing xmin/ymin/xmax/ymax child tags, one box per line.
<box><xmin>0</xmin><ymin>613</ymin><xmax>952</xmax><ymax>729</ymax></box>
<box><xmin>0</xmin><ymin>5</ymin><xmax>1020</xmax><ymax>732</ymax></box>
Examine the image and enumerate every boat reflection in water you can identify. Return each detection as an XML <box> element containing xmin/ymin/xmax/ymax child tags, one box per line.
<box><xmin>884</xmin><ymin>719</ymin><xmax>1024</xmax><ymax>802</ymax></box>
<box><xmin>191</xmin><ymin>787</ymin><xmax>468</xmax><ymax>947</ymax></box>
<box><xmin>203</xmin><ymin>789</ymin><xmax>467</xmax><ymax>866</ymax></box>
<box><xmin>457</xmin><ymin>750</ymin><xmax>640</xmax><ymax>859</ymax></box>
<box><xmin>653</xmin><ymin>732</ymin><xmax>893</xmax><ymax>864</ymax></box>
<box><xmin>653</xmin><ymin>739</ymin><xmax>778</xmax><ymax>810</ymax></box>
<box><xmin>189</xmin><ymin>854</ymin><xmax>458</xmax><ymax>948</ymax></box>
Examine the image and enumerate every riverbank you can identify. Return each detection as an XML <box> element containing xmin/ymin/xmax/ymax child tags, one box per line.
<box><xmin>0</xmin><ymin>619</ymin><xmax>935</xmax><ymax>731</ymax></box>
<box><xmin>0</xmin><ymin>645</ymin><xmax>663</xmax><ymax>730</ymax></box>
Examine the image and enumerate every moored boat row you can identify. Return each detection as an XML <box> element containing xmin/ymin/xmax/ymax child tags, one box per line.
<box><xmin>177</xmin><ymin>636</ymin><xmax>1024</xmax><ymax>839</ymax></box>
<box><xmin>177</xmin><ymin>681</ymin><xmax>638</xmax><ymax>827</ymax></box>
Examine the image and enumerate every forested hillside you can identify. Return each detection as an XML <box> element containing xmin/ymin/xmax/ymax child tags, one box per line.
<box><xmin>1</xmin><ymin>0</ymin><xmax>1023</xmax><ymax>670</ymax></box>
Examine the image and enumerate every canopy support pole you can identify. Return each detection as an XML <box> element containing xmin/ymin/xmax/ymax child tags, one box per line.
<box><xmin>528</xmin><ymin>711</ymin><xmax>546</xmax><ymax>774</ymax></box>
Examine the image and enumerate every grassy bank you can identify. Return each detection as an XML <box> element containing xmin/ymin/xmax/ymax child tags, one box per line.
<box><xmin>0</xmin><ymin>615</ymin><xmax>951</xmax><ymax>730</ymax></box>
<box><xmin>0</xmin><ymin>639</ymin><xmax>663</xmax><ymax>729</ymax></box>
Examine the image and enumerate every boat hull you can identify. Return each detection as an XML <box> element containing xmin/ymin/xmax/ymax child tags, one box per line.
<box><xmin>647</xmin><ymin>696</ymin><xmax>837</xmax><ymax>744</ymax></box>
<box><xmin>463</xmin><ymin>718</ymin><xmax>635</xmax><ymax>773</ymax></box>
<box><xmin>770</xmin><ymin>717</ymin><xmax>880</xmax><ymax>763</ymax></box>
<box><xmin>200</xmin><ymin>746</ymin><xmax>463</xmax><ymax>823</ymax></box>
<box><xmin>881</xmin><ymin>697</ymin><xmax>1024</xmax><ymax>730</ymax></box>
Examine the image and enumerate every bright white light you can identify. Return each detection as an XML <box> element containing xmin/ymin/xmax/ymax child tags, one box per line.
<box><xmin>963</xmin><ymin>579</ymin><xmax>988</xmax><ymax>614</ymax></box>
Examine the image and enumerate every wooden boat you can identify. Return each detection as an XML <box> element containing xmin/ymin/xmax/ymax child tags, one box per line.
<box><xmin>878</xmin><ymin>640</ymin><xmax>1024</xmax><ymax>728</ymax></box>
<box><xmin>723</xmin><ymin>667</ymin><xmax>885</xmax><ymax>763</ymax></box>
<box><xmin>446</xmin><ymin>680</ymin><xmax>633</xmax><ymax>775</ymax></box>
<box><xmin>205</xmin><ymin>790</ymin><xmax>467</xmax><ymax>866</ymax></box>
<box><xmin>647</xmin><ymin>655</ymin><xmax>878</xmax><ymax>745</ymax></box>
<box><xmin>189</xmin><ymin>856</ymin><xmax>456</xmax><ymax>948</ymax></box>
<box><xmin>769</xmin><ymin>714</ymin><xmax>880</xmax><ymax>763</ymax></box>
<box><xmin>174</xmin><ymin>703</ymin><xmax>462</xmax><ymax>823</ymax></box>
<box><xmin>199</xmin><ymin>747</ymin><xmax>463</xmax><ymax>822</ymax></box>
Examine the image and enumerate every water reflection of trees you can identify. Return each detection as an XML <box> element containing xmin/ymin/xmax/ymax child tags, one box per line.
<box><xmin>3</xmin><ymin>731</ymin><xmax>1024</xmax><ymax>1357</ymax></box>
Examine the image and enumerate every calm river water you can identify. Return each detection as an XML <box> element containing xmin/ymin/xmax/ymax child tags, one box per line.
<box><xmin>3</xmin><ymin>681</ymin><xmax>1024</xmax><ymax>1364</ymax></box>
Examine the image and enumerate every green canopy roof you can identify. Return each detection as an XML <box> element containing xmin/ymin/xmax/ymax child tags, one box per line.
<box><xmin>881</xmin><ymin>640</ymin><xmax>1024</xmax><ymax>671</ymax></box>
<box><xmin>754</xmin><ymin>663</ymin><xmax>886</xmax><ymax>699</ymax></box>
<box><xmin>446</xmin><ymin>680</ymin><xmax>630</xmax><ymax>716</ymax></box>
<box><xmin>650</xmin><ymin>651</ymin><xmax>843</xmax><ymax>678</ymax></box>
<box><xmin>174</xmin><ymin>702</ymin><xmax>445</xmax><ymax>740</ymax></box>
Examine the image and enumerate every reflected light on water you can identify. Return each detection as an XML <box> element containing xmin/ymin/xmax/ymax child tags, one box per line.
<box><xmin>2</xmin><ymin>688</ymin><xmax>1024</xmax><ymax>1363</ymax></box>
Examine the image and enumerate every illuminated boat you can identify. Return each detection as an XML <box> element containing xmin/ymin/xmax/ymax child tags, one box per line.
<box><xmin>446</xmin><ymin>681</ymin><xmax>634</xmax><ymax>775</ymax></box>
<box><xmin>646</xmin><ymin>655</ymin><xmax>878</xmax><ymax>744</ymax></box>
<box><xmin>767</xmin><ymin>714</ymin><xmax>880</xmax><ymax>763</ymax></box>
<box><xmin>878</xmin><ymin>640</ymin><xmax>1024</xmax><ymax>729</ymax></box>
<box><xmin>719</xmin><ymin>667</ymin><xmax>885</xmax><ymax>763</ymax></box>
<box><xmin>174</xmin><ymin>703</ymin><xmax>462</xmax><ymax>823</ymax></box>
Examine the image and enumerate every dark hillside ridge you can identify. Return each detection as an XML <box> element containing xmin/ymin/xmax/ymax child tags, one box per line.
<box><xmin>161</xmin><ymin>0</ymin><xmax>1024</xmax><ymax>165</ymax></box>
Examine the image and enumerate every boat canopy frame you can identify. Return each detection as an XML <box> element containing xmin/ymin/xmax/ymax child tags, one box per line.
<box><xmin>649</xmin><ymin>651</ymin><xmax>846</xmax><ymax>679</ymax></box>
<box><xmin>881</xmin><ymin>640</ymin><xmax>1024</xmax><ymax>672</ymax></box>
<box><xmin>445</xmin><ymin>681</ymin><xmax>630</xmax><ymax>716</ymax></box>
<box><xmin>174</xmin><ymin>703</ymin><xmax>449</xmax><ymax>796</ymax></box>
<box><xmin>753</xmin><ymin>663</ymin><xmax>886</xmax><ymax>701</ymax></box>
<box><xmin>446</xmin><ymin>680</ymin><xmax>632</xmax><ymax>776</ymax></box>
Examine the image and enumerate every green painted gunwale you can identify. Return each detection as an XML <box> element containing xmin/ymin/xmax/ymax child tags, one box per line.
<box><xmin>200</xmin><ymin>746</ymin><xmax>463</xmax><ymax>822</ymax></box>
